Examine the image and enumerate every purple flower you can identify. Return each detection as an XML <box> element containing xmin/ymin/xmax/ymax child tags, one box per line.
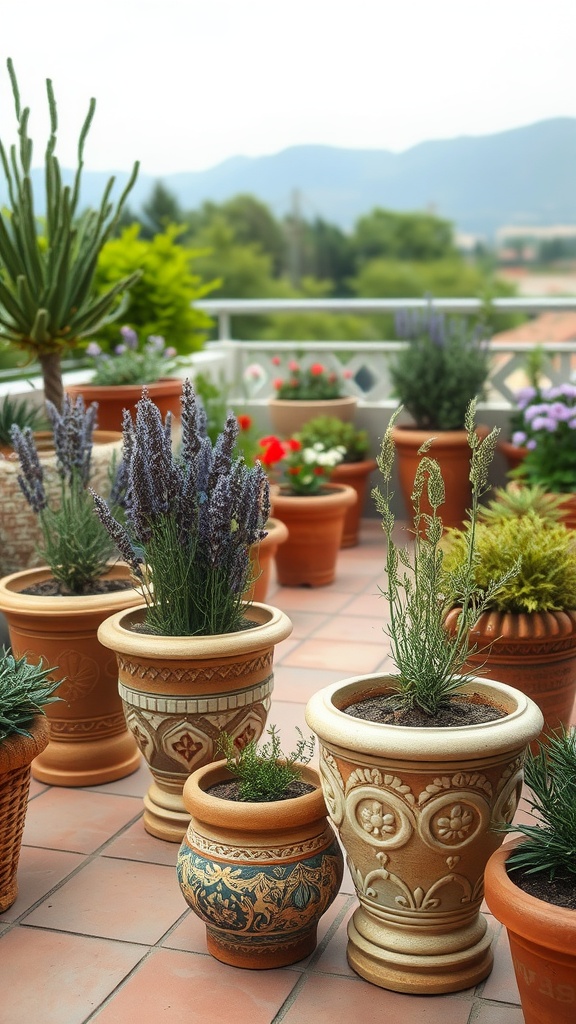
<box><xmin>531</xmin><ymin>416</ymin><xmax>558</xmax><ymax>432</ymax></box>
<box><xmin>120</xmin><ymin>326</ymin><xmax>139</xmax><ymax>350</ymax></box>
<box><xmin>512</xmin><ymin>431</ymin><xmax>527</xmax><ymax>446</ymax></box>
<box><xmin>86</xmin><ymin>342</ymin><xmax>102</xmax><ymax>358</ymax></box>
<box><xmin>115</xmin><ymin>344</ymin><xmax>127</xmax><ymax>355</ymax></box>
<box><xmin>526</xmin><ymin>439</ymin><xmax>537</xmax><ymax>450</ymax></box>
<box><xmin>514</xmin><ymin>386</ymin><xmax>537</xmax><ymax>410</ymax></box>
<box><xmin>146</xmin><ymin>335</ymin><xmax>165</xmax><ymax>352</ymax></box>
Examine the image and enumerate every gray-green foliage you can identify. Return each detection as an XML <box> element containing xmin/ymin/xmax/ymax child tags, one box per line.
<box><xmin>217</xmin><ymin>725</ymin><xmax>315</xmax><ymax>802</ymax></box>
<box><xmin>373</xmin><ymin>400</ymin><xmax>515</xmax><ymax>716</ymax></box>
<box><xmin>0</xmin><ymin>393</ymin><xmax>47</xmax><ymax>445</ymax></box>
<box><xmin>0</xmin><ymin>649</ymin><xmax>62</xmax><ymax>741</ymax></box>
<box><xmin>505</xmin><ymin>729</ymin><xmax>576</xmax><ymax>880</ymax></box>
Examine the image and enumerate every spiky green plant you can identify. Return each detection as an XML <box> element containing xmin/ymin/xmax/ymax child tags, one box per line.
<box><xmin>0</xmin><ymin>649</ymin><xmax>62</xmax><ymax>741</ymax></box>
<box><xmin>0</xmin><ymin>58</ymin><xmax>140</xmax><ymax>410</ymax></box>
<box><xmin>217</xmin><ymin>725</ymin><xmax>315</xmax><ymax>802</ymax></box>
<box><xmin>373</xmin><ymin>399</ymin><xmax>515</xmax><ymax>716</ymax></box>
<box><xmin>0</xmin><ymin>393</ymin><xmax>47</xmax><ymax>446</ymax></box>
<box><xmin>479</xmin><ymin>484</ymin><xmax>565</xmax><ymax>525</ymax></box>
<box><xmin>505</xmin><ymin>728</ymin><xmax>576</xmax><ymax>880</ymax></box>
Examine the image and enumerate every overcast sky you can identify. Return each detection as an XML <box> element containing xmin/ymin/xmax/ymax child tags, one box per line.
<box><xmin>2</xmin><ymin>0</ymin><xmax>575</xmax><ymax>177</ymax></box>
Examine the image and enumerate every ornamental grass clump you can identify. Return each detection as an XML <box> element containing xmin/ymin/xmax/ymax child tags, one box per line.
<box><xmin>92</xmin><ymin>378</ymin><xmax>270</xmax><ymax>636</ymax></box>
<box><xmin>10</xmin><ymin>396</ymin><xmax>119</xmax><ymax>594</ymax></box>
<box><xmin>217</xmin><ymin>725</ymin><xmax>315</xmax><ymax>802</ymax></box>
<box><xmin>373</xmin><ymin>400</ymin><xmax>515</xmax><ymax>717</ymax></box>
<box><xmin>85</xmin><ymin>327</ymin><xmax>179</xmax><ymax>386</ymax></box>
<box><xmin>0</xmin><ymin>649</ymin><xmax>62</xmax><ymax>741</ymax></box>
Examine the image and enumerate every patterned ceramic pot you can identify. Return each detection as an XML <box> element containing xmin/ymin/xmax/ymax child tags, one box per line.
<box><xmin>97</xmin><ymin>602</ymin><xmax>293</xmax><ymax>843</ymax></box>
<box><xmin>305</xmin><ymin>674</ymin><xmax>543</xmax><ymax>994</ymax></box>
<box><xmin>177</xmin><ymin>760</ymin><xmax>344</xmax><ymax>968</ymax></box>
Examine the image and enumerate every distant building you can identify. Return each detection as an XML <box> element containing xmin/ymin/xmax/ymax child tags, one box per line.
<box><xmin>492</xmin><ymin>311</ymin><xmax>576</xmax><ymax>345</ymax></box>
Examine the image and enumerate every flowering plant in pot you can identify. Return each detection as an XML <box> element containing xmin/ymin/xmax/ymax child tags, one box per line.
<box><xmin>177</xmin><ymin>725</ymin><xmax>344</xmax><ymax>968</ymax></box>
<box><xmin>305</xmin><ymin>401</ymin><xmax>543</xmax><ymax>994</ymax></box>
<box><xmin>0</xmin><ymin>395</ymin><xmax>141</xmax><ymax>786</ymax></box>
<box><xmin>268</xmin><ymin>356</ymin><xmax>357</xmax><ymax>435</ymax></box>
<box><xmin>95</xmin><ymin>380</ymin><xmax>292</xmax><ymax>841</ymax></box>
<box><xmin>484</xmin><ymin>728</ymin><xmax>576</xmax><ymax>1024</ymax></box>
<box><xmin>258</xmin><ymin>434</ymin><xmax>356</xmax><ymax>586</ymax></box>
<box><xmin>0</xmin><ymin>649</ymin><xmax>62</xmax><ymax>912</ymax></box>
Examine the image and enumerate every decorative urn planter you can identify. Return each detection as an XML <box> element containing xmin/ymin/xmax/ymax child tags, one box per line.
<box><xmin>66</xmin><ymin>378</ymin><xmax>183</xmax><ymax>433</ymax></box>
<box><xmin>484</xmin><ymin>840</ymin><xmax>576</xmax><ymax>1024</ymax></box>
<box><xmin>267</xmin><ymin>396</ymin><xmax>357</xmax><ymax>437</ymax></box>
<box><xmin>305</xmin><ymin>674</ymin><xmax>543</xmax><ymax>994</ymax></box>
<box><xmin>0</xmin><ymin>565</ymin><xmax>142</xmax><ymax>787</ymax></box>
<box><xmin>271</xmin><ymin>484</ymin><xmax>357</xmax><ymax>587</ymax></box>
<box><xmin>331</xmin><ymin>458</ymin><xmax>378</xmax><ymax>547</ymax></box>
<box><xmin>97</xmin><ymin>602</ymin><xmax>293</xmax><ymax>842</ymax></box>
<box><xmin>177</xmin><ymin>759</ymin><xmax>344</xmax><ymax>968</ymax></box>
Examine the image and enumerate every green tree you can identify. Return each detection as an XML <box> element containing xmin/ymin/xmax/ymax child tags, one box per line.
<box><xmin>351</xmin><ymin>208</ymin><xmax>456</xmax><ymax>264</ymax></box>
<box><xmin>141</xmin><ymin>181</ymin><xmax>184</xmax><ymax>239</ymax></box>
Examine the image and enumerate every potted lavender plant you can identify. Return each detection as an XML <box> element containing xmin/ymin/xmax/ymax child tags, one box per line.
<box><xmin>95</xmin><ymin>379</ymin><xmax>292</xmax><ymax>842</ymax></box>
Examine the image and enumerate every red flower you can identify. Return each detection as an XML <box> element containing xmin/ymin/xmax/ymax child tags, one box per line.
<box><xmin>286</xmin><ymin>438</ymin><xmax>302</xmax><ymax>451</ymax></box>
<box><xmin>273</xmin><ymin>378</ymin><xmax>284</xmax><ymax>390</ymax></box>
<box><xmin>236</xmin><ymin>414</ymin><xmax>252</xmax><ymax>431</ymax></box>
<box><xmin>287</xmin><ymin>466</ymin><xmax>301</xmax><ymax>476</ymax></box>
<box><xmin>310</xmin><ymin>363</ymin><xmax>325</xmax><ymax>376</ymax></box>
<box><xmin>257</xmin><ymin>436</ymin><xmax>286</xmax><ymax>466</ymax></box>
<box><xmin>271</xmin><ymin>355</ymin><xmax>281</xmax><ymax>366</ymax></box>
<box><xmin>313</xmin><ymin>466</ymin><xmax>327</xmax><ymax>476</ymax></box>
<box><xmin>343</xmin><ymin>369</ymin><xmax>353</xmax><ymax>379</ymax></box>
<box><xmin>288</xmin><ymin>360</ymin><xmax>300</xmax><ymax>372</ymax></box>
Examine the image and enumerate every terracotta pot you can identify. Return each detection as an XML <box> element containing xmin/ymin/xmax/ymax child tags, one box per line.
<box><xmin>177</xmin><ymin>760</ymin><xmax>344</xmax><ymax>968</ymax></box>
<box><xmin>271</xmin><ymin>484</ymin><xmax>357</xmax><ymax>587</ymax></box>
<box><xmin>0</xmin><ymin>431</ymin><xmax>122</xmax><ymax>577</ymax></box>
<box><xmin>498</xmin><ymin>439</ymin><xmax>527</xmax><ymax>474</ymax></box>
<box><xmin>331</xmin><ymin>459</ymin><xmax>378</xmax><ymax>547</ymax></box>
<box><xmin>66</xmin><ymin>378</ymin><xmax>183</xmax><ymax>433</ymax></box>
<box><xmin>0</xmin><ymin>565</ymin><xmax>142</xmax><ymax>787</ymax></box>
<box><xmin>484</xmin><ymin>840</ymin><xmax>576</xmax><ymax>1024</ymax></box>
<box><xmin>245</xmin><ymin>518</ymin><xmax>289</xmax><ymax>603</ymax></box>
<box><xmin>97</xmin><ymin>602</ymin><xmax>293</xmax><ymax>842</ymax></box>
<box><xmin>392</xmin><ymin>425</ymin><xmax>488</xmax><ymax>531</ymax></box>
<box><xmin>268</xmin><ymin>396</ymin><xmax>357</xmax><ymax>437</ymax></box>
<box><xmin>557</xmin><ymin>493</ymin><xmax>576</xmax><ymax>529</ymax></box>
<box><xmin>305</xmin><ymin>674</ymin><xmax>543</xmax><ymax>994</ymax></box>
<box><xmin>446</xmin><ymin>608</ymin><xmax>576</xmax><ymax>749</ymax></box>
<box><xmin>0</xmin><ymin>716</ymin><xmax>50</xmax><ymax>913</ymax></box>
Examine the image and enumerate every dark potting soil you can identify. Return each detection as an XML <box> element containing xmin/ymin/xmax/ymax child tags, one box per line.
<box><xmin>508</xmin><ymin>867</ymin><xmax>576</xmax><ymax>911</ymax></box>
<box><xmin>130</xmin><ymin>617</ymin><xmax>261</xmax><ymax>636</ymax></box>
<box><xmin>21</xmin><ymin>578</ymin><xmax>136</xmax><ymax>598</ymax></box>
<box><xmin>343</xmin><ymin>694</ymin><xmax>507</xmax><ymax>727</ymax></box>
<box><xmin>206</xmin><ymin>779</ymin><xmax>315</xmax><ymax>802</ymax></box>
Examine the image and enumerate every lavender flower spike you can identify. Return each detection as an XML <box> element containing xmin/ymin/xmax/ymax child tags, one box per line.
<box><xmin>10</xmin><ymin>425</ymin><xmax>47</xmax><ymax>513</ymax></box>
<box><xmin>91</xmin><ymin>491</ymin><xmax>143</xmax><ymax>578</ymax></box>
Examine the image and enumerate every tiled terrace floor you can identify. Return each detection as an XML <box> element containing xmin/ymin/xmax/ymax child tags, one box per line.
<box><xmin>1</xmin><ymin>520</ymin><xmax>536</xmax><ymax>1023</ymax></box>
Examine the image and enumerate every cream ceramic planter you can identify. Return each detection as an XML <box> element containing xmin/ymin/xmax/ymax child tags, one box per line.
<box><xmin>305</xmin><ymin>674</ymin><xmax>544</xmax><ymax>994</ymax></box>
<box><xmin>98</xmin><ymin>602</ymin><xmax>293</xmax><ymax>842</ymax></box>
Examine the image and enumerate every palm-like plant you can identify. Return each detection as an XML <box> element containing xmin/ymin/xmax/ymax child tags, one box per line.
<box><xmin>0</xmin><ymin>58</ymin><xmax>140</xmax><ymax>409</ymax></box>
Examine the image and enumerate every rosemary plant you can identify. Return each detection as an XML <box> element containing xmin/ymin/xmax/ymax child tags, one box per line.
<box><xmin>217</xmin><ymin>725</ymin><xmax>315</xmax><ymax>802</ymax></box>
<box><xmin>504</xmin><ymin>728</ymin><xmax>576</xmax><ymax>881</ymax></box>
<box><xmin>92</xmin><ymin>378</ymin><xmax>270</xmax><ymax>636</ymax></box>
<box><xmin>373</xmin><ymin>399</ymin><xmax>514</xmax><ymax>716</ymax></box>
<box><xmin>10</xmin><ymin>396</ymin><xmax>119</xmax><ymax>593</ymax></box>
<box><xmin>0</xmin><ymin>649</ymin><xmax>62</xmax><ymax>741</ymax></box>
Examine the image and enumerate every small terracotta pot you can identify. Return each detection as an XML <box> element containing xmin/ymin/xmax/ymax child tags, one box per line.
<box><xmin>484</xmin><ymin>840</ymin><xmax>576</xmax><ymax>1024</ymax></box>
<box><xmin>331</xmin><ymin>459</ymin><xmax>378</xmax><ymax>547</ymax></box>
<box><xmin>66</xmin><ymin>378</ymin><xmax>183</xmax><ymax>433</ymax></box>
<box><xmin>267</xmin><ymin>396</ymin><xmax>357</xmax><ymax>437</ymax></box>
<box><xmin>245</xmin><ymin>518</ymin><xmax>289</xmax><ymax>603</ymax></box>
<box><xmin>177</xmin><ymin>760</ymin><xmax>344</xmax><ymax>969</ymax></box>
<box><xmin>498</xmin><ymin>439</ymin><xmax>528</xmax><ymax>474</ymax></box>
<box><xmin>271</xmin><ymin>484</ymin><xmax>357</xmax><ymax>587</ymax></box>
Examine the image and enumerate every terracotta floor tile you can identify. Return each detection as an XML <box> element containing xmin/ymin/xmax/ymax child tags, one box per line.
<box><xmin>0</xmin><ymin>926</ymin><xmax>146</xmax><ymax>1024</ymax></box>
<box><xmin>271</xmin><ymin>588</ymin><xmax>352</xmax><ymax>613</ymax></box>
<box><xmin>27</xmin><ymin>777</ymin><xmax>48</xmax><ymax>799</ymax></box>
<box><xmin>84</xmin><ymin>760</ymin><xmax>153</xmax><ymax>797</ymax></box>
<box><xmin>91</xmin><ymin>946</ymin><xmax>301</xmax><ymax>1024</ymax></box>
<box><xmin>481</xmin><ymin>924</ymin><xmax>521</xmax><ymax>1004</ymax></box>
<box><xmin>274</xmin><ymin>636</ymin><xmax>301</xmax><ymax>662</ymax></box>
<box><xmin>23</xmin><ymin>857</ymin><xmax>187</xmax><ymax>943</ymax></box>
<box><xmin>472</xmin><ymin>1005</ymin><xmax>525</xmax><ymax>1024</ymax></box>
<box><xmin>341</xmin><ymin>592</ymin><xmax>389</xmax><ymax>617</ymax></box>
<box><xmin>279</xmin><ymin>610</ymin><xmax>330</xmax><ymax>639</ymax></box>
<box><xmin>281</xmin><ymin>637</ymin><xmax>383</xmax><ymax>674</ymax></box>
<box><xmin>312</xmin><ymin>902</ymin><xmax>358</xmax><ymax>977</ymax></box>
<box><xmin>272</xmin><ymin>665</ymin><xmax>346</xmax><ymax>703</ymax></box>
<box><xmin>266</xmin><ymin>700</ymin><xmax>316</xmax><ymax>750</ymax></box>
<box><xmin>0</xmin><ymin>847</ymin><xmax>84</xmax><ymax>922</ymax></box>
<box><xmin>103</xmin><ymin>818</ymin><xmax>180</xmax><ymax>866</ymax></box>
<box><xmin>312</xmin><ymin>613</ymin><xmax>385</xmax><ymax>644</ymax></box>
<box><xmin>329</xmin><ymin>571</ymin><xmax>384</xmax><ymax>593</ymax></box>
<box><xmin>22</xmin><ymin>787</ymin><xmax>143</xmax><ymax>853</ymax></box>
<box><xmin>280</xmin><ymin>974</ymin><xmax>475</xmax><ymax>1024</ymax></box>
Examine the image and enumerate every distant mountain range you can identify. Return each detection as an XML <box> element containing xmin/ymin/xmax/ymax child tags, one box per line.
<box><xmin>3</xmin><ymin>119</ymin><xmax>576</xmax><ymax>239</ymax></box>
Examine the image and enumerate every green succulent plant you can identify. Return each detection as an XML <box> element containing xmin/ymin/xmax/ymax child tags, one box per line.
<box><xmin>217</xmin><ymin>725</ymin><xmax>315</xmax><ymax>802</ymax></box>
<box><xmin>480</xmin><ymin>484</ymin><xmax>565</xmax><ymax>524</ymax></box>
<box><xmin>0</xmin><ymin>393</ymin><xmax>47</xmax><ymax>446</ymax></box>
<box><xmin>297</xmin><ymin>416</ymin><xmax>370</xmax><ymax>463</ymax></box>
<box><xmin>0</xmin><ymin>649</ymin><xmax>62</xmax><ymax>741</ymax></box>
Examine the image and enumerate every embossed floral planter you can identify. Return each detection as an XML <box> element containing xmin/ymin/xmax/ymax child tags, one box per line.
<box><xmin>98</xmin><ymin>603</ymin><xmax>293</xmax><ymax>843</ymax></box>
<box><xmin>0</xmin><ymin>565</ymin><xmax>141</xmax><ymax>787</ymax></box>
<box><xmin>177</xmin><ymin>760</ymin><xmax>344</xmax><ymax>968</ymax></box>
<box><xmin>305</xmin><ymin>674</ymin><xmax>543</xmax><ymax>994</ymax></box>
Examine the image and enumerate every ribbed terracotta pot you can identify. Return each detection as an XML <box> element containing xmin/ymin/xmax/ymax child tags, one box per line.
<box><xmin>66</xmin><ymin>378</ymin><xmax>183</xmax><ymax>433</ymax></box>
<box><xmin>177</xmin><ymin>760</ymin><xmax>344</xmax><ymax>968</ymax></box>
<box><xmin>0</xmin><ymin>565</ymin><xmax>141</xmax><ymax>787</ymax></box>
<box><xmin>0</xmin><ymin>716</ymin><xmax>50</xmax><ymax>913</ymax></box>
<box><xmin>97</xmin><ymin>602</ymin><xmax>293</xmax><ymax>842</ymax></box>
<box><xmin>557</xmin><ymin>493</ymin><xmax>576</xmax><ymax>529</ymax></box>
<box><xmin>268</xmin><ymin>396</ymin><xmax>357</xmax><ymax>437</ymax></box>
<box><xmin>271</xmin><ymin>484</ymin><xmax>357</xmax><ymax>587</ymax></box>
<box><xmin>0</xmin><ymin>431</ymin><xmax>122</xmax><ymax>577</ymax></box>
<box><xmin>484</xmin><ymin>840</ymin><xmax>576</xmax><ymax>1024</ymax></box>
<box><xmin>306</xmin><ymin>674</ymin><xmax>543</xmax><ymax>994</ymax></box>
<box><xmin>445</xmin><ymin>608</ymin><xmax>576</xmax><ymax>749</ymax></box>
<box><xmin>392</xmin><ymin>426</ymin><xmax>488</xmax><ymax>531</ymax></box>
<box><xmin>331</xmin><ymin>459</ymin><xmax>378</xmax><ymax>547</ymax></box>
<box><xmin>245</xmin><ymin>518</ymin><xmax>289</xmax><ymax>603</ymax></box>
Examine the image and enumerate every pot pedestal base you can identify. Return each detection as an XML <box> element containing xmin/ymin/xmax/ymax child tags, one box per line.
<box><xmin>347</xmin><ymin>907</ymin><xmax>493</xmax><ymax>994</ymax></box>
<box><xmin>143</xmin><ymin>779</ymin><xmax>190</xmax><ymax>843</ymax></box>
<box><xmin>31</xmin><ymin>732</ymin><xmax>140</xmax><ymax>787</ymax></box>
<box><xmin>206</xmin><ymin>924</ymin><xmax>318</xmax><ymax>970</ymax></box>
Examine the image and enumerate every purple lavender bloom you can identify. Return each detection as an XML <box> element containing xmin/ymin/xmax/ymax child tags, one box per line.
<box><xmin>120</xmin><ymin>326</ymin><xmax>139</xmax><ymax>350</ymax></box>
<box><xmin>10</xmin><ymin>426</ymin><xmax>47</xmax><ymax>513</ymax></box>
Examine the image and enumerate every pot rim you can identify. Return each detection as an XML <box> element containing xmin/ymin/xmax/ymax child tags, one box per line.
<box><xmin>0</xmin><ymin>563</ymin><xmax>142</xmax><ymax>616</ymax></box>
<box><xmin>305</xmin><ymin>673</ymin><xmax>544</xmax><ymax>760</ymax></box>
<box><xmin>267</xmin><ymin>395</ymin><xmax>357</xmax><ymax>408</ymax></box>
<box><xmin>66</xmin><ymin>377</ymin><xmax>182</xmax><ymax>395</ymax></box>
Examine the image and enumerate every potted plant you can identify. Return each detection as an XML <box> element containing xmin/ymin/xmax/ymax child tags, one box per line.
<box><xmin>0</xmin><ymin>649</ymin><xmax>62</xmax><ymax>912</ymax></box>
<box><xmin>267</xmin><ymin>357</ymin><xmax>357</xmax><ymax>436</ymax></box>
<box><xmin>499</xmin><ymin>344</ymin><xmax>548</xmax><ymax>473</ymax></box>
<box><xmin>389</xmin><ymin>304</ymin><xmax>491</xmax><ymax>528</ymax></box>
<box><xmin>0</xmin><ymin>395</ymin><xmax>47</xmax><ymax>457</ymax></box>
<box><xmin>484</xmin><ymin>728</ymin><xmax>576</xmax><ymax>1024</ymax></box>
<box><xmin>177</xmin><ymin>725</ymin><xmax>344</xmax><ymax>968</ymax></box>
<box><xmin>297</xmin><ymin>416</ymin><xmax>377</xmax><ymax>547</ymax></box>
<box><xmin>66</xmin><ymin>327</ymin><xmax>184</xmax><ymax>432</ymax></box>
<box><xmin>443</xmin><ymin>496</ymin><xmax>576</xmax><ymax>745</ymax></box>
<box><xmin>305</xmin><ymin>401</ymin><xmax>543</xmax><ymax>993</ymax></box>
<box><xmin>95</xmin><ymin>380</ymin><xmax>292</xmax><ymax>842</ymax></box>
<box><xmin>0</xmin><ymin>396</ymin><xmax>141</xmax><ymax>786</ymax></box>
<box><xmin>258</xmin><ymin>434</ymin><xmax>356</xmax><ymax>586</ymax></box>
